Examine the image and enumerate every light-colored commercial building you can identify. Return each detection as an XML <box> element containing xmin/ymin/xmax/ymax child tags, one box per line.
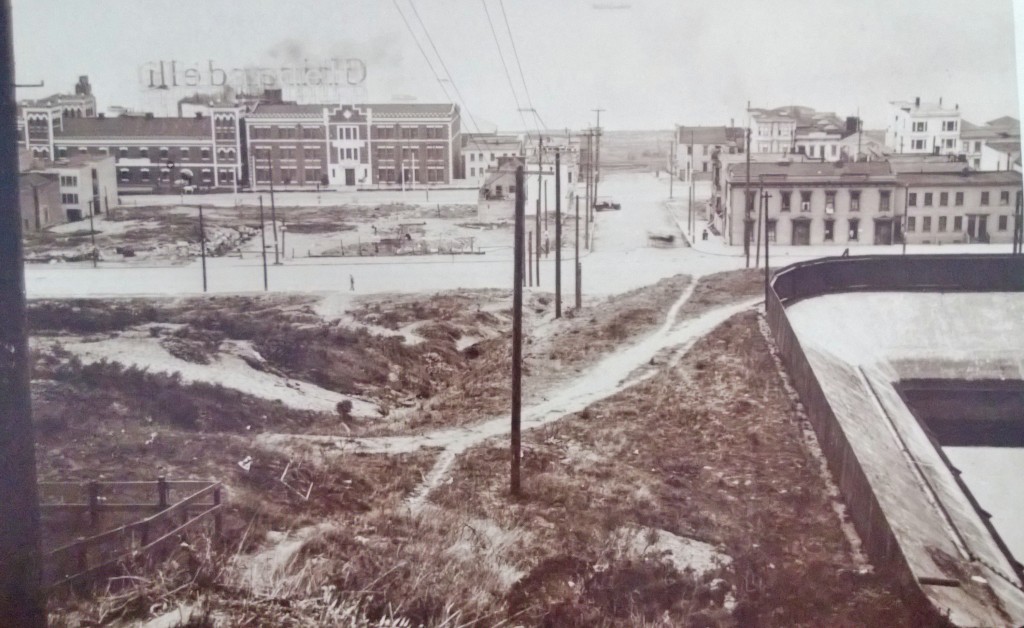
<box><xmin>886</xmin><ymin>98</ymin><xmax>962</xmax><ymax>155</ymax></box>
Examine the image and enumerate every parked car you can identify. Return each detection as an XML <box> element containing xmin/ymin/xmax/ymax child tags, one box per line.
<box><xmin>594</xmin><ymin>199</ymin><xmax>621</xmax><ymax>211</ymax></box>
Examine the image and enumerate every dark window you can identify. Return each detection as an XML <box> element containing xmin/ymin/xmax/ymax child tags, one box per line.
<box><xmin>1000</xmin><ymin>191</ymin><xmax>1010</xmax><ymax>205</ymax></box>
<box><xmin>907</xmin><ymin>216</ymin><xmax>916</xmax><ymax>231</ymax></box>
<box><xmin>909</xmin><ymin>192</ymin><xmax>917</xmax><ymax>206</ymax></box>
<box><xmin>767</xmin><ymin>219</ymin><xmax>777</xmax><ymax>242</ymax></box>
<box><xmin>849</xmin><ymin>190</ymin><xmax>860</xmax><ymax>211</ymax></box>
<box><xmin>939</xmin><ymin>192</ymin><xmax>948</xmax><ymax>206</ymax></box>
<box><xmin>922</xmin><ymin>216</ymin><xmax>932</xmax><ymax>232</ymax></box>
<box><xmin>880</xmin><ymin>191</ymin><xmax>891</xmax><ymax>211</ymax></box>
<box><xmin>955</xmin><ymin>192</ymin><xmax>963</xmax><ymax>206</ymax></box>
<box><xmin>999</xmin><ymin>215</ymin><xmax>1009</xmax><ymax>230</ymax></box>
<box><xmin>848</xmin><ymin>218</ymin><xmax>859</xmax><ymax>241</ymax></box>
<box><xmin>938</xmin><ymin>216</ymin><xmax>947</xmax><ymax>231</ymax></box>
<box><xmin>800</xmin><ymin>190</ymin><xmax>812</xmax><ymax>211</ymax></box>
<box><xmin>924</xmin><ymin>192</ymin><xmax>933</xmax><ymax>206</ymax></box>
<box><xmin>780</xmin><ymin>191</ymin><xmax>792</xmax><ymax>211</ymax></box>
<box><xmin>824</xmin><ymin>219</ymin><xmax>835</xmax><ymax>241</ymax></box>
<box><xmin>825</xmin><ymin>191</ymin><xmax>836</xmax><ymax>213</ymax></box>
<box><xmin>954</xmin><ymin>216</ymin><xmax>963</xmax><ymax>231</ymax></box>
<box><xmin>981</xmin><ymin>191</ymin><xmax>990</xmax><ymax>205</ymax></box>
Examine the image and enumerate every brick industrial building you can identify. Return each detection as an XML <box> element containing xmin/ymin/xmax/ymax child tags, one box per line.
<box><xmin>244</xmin><ymin>102</ymin><xmax>462</xmax><ymax>188</ymax></box>
<box><xmin>21</xmin><ymin>105</ymin><xmax>246</xmax><ymax>193</ymax></box>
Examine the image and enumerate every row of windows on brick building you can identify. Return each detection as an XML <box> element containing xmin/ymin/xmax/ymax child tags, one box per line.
<box><xmin>906</xmin><ymin>215</ymin><xmax>1014</xmax><ymax>232</ymax></box>
<box><xmin>55</xmin><ymin>146</ymin><xmax>237</xmax><ymax>161</ymax></box>
<box><xmin>908</xmin><ymin>190</ymin><xmax>1020</xmax><ymax>207</ymax></box>
<box><xmin>745</xmin><ymin>190</ymin><xmax>892</xmax><ymax>212</ymax></box>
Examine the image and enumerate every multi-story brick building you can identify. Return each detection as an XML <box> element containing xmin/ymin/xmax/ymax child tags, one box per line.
<box><xmin>21</xmin><ymin>106</ymin><xmax>245</xmax><ymax>193</ymax></box>
<box><xmin>244</xmin><ymin>102</ymin><xmax>462</xmax><ymax>188</ymax></box>
<box><xmin>898</xmin><ymin>171</ymin><xmax>1022</xmax><ymax>244</ymax></box>
<box><xmin>886</xmin><ymin>98</ymin><xmax>961</xmax><ymax>156</ymax></box>
<box><xmin>724</xmin><ymin>161</ymin><xmax>901</xmax><ymax>246</ymax></box>
<box><xmin>21</xmin><ymin>76</ymin><xmax>97</xmax><ymax>118</ymax></box>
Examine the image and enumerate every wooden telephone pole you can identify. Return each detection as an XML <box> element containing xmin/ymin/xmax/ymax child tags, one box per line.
<box><xmin>511</xmin><ymin>166</ymin><xmax>525</xmax><ymax>496</ymax></box>
<box><xmin>0</xmin><ymin>0</ymin><xmax>46</xmax><ymax>620</ymax></box>
<box><xmin>555</xmin><ymin>150</ymin><xmax>562</xmax><ymax>318</ymax></box>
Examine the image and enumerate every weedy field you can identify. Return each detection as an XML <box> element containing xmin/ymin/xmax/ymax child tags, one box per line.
<box><xmin>35</xmin><ymin>269</ymin><xmax>930</xmax><ymax>627</ymax></box>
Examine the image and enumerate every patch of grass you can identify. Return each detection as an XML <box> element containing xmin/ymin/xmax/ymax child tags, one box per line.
<box><xmin>679</xmin><ymin>269</ymin><xmax>764</xmax><ymax>318</ymax></box>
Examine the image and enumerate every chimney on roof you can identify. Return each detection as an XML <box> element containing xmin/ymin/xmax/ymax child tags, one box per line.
<box><xmin>939</xmin><ymin>97</ymin><xmax>943</xmax><ymax>107</ymax></box>
<box><xmin>956</xmin><ymin>104</ymin><xmax>959</xmax><ymax>111</ymax></box>
<box><xmin>98</xmin><ymin>112</ymin><xmax>104</xmax><ymax>119</ymax></box>
<box><xmin>145</xmin><ymin>112</ymin><xmax>154</xmax><ymax>119</ymax></box>
<box><xmin>915</xmin><ymin>97</ymin><xmax>920</xmax><ymax>108</ymax></box>
<box><xmin>195</xmin><ymin>111</ymin><xmax>203</xmax><ymax>119</ymax></box>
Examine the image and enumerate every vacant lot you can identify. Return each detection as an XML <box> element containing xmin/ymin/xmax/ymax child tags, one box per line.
<box><xmin>38</xmin><ymin>270</ymin><xmax>930</xmax><ymax>626</ymax></box>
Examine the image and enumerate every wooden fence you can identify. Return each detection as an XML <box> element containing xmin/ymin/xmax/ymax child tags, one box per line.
<box><xmin>39</xmin><ymin>478</ymin><xmax>223</xmax><ymax>591</ymax></box>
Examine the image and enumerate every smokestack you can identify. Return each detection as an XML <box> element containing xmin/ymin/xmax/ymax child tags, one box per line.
<box><xmin>915</xmin><ymin>96</ymin><xmax>920</xmax><ymax>108</ymax></box>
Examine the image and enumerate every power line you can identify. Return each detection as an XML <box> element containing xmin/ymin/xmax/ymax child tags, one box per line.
<box><xmin>404</xmin><ymin>0</ymin><xmax>489</xmax><ymax>155</ymax></box>
<box><xmin>481</xmin><ymin>0</ymin><xmax>532</xmax><ymax>140</ymax></box>
<box><xmin>391</xmin><ymin>0</ymin><xmax>453</xmax><ymax>104</ymax></box>
<box><xmin>497</xmin><ymin>0</ymin><xmax>547</xmax><ymax>132</ymax></box>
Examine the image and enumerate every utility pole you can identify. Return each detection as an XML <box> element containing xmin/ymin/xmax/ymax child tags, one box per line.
<box><xmin>536</xmin><ymin>134</ymin><xmax>542</xmax><ymax>286</ymax></box>
<box><xmin>269</xmin><ymin>174</ymin><xmax>279</xmax><ymax>265</ymax></box>
<box><xmin>88</xmin><ymin>199</ymin><xmax>97</xmax><ymax>268</ymax></box>
<box><xmin>0</xmin><ymin>0</ymin><xmax>46</xmax><ymax>618</ymax></box>
<box><xmin>902</xmin><ymin>185</ymin><xmax>909</xmax><ymax>255</ymax></box>
<box><xmin>762</xmin><ymin>189</ymin><xmax>771</xmax><ymax>304</ymax></box>
<box><xmin>1014</xmin><ymin>190</ymin><xmax>1023</xmax><ymax>254</ymax></box>
<box><xmin>584</xmin><ymin>129</ymin><xmax>591</xmax><ymax>249</ymax></box>
<box><xmin>689</xmin><ymin>130</ymin><xmax>695</xmax><ymax>238</ymax></box>
<box><xmin>669</xmin><ymin>136</ymin><xmax>675</xmax><ymax>200</ymax></box>
<box><xmin>592</xmin><ymin>109</ymin><xmax>604</xmax><ymax>208</ymax></box>
<box><xmin>555</xmin><ymin>150</ymin><xmax>562</xmax><ymax>318</ymax></box>
<box><xmin>744</xmin><ymin>127</ymin><xmax>752</xmax><ymax>266</ymax></box>
<box><xmin>528</xmin><ymin>231</ymin><xmax>533</xmax><ymax>287</ymax></box>
<box><xmin>199</xmin><ymin>205</ymin><xmax>207</xmax><ymax>292</ymax></box>
<box><xmin>575</xmin><ymin>195</ymin><xmax>582</xmax><ymax>309</ymax></box>
<box><xmin>511</xmin><ymin>165</ymin><xmax>525</xmax><ymax>497</ymax></box>
<box><xmin>755</xmin><ymin>182</ymin><xmax>764</xmax><ymax>268</ymax></box>
<box><xmin>258</xmin><ymin>196</ymin><xmax>269</xmax><ymax>290</ymax></box>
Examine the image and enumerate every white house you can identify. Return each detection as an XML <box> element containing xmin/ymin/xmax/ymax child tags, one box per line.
<box><xmin>886</xmin><ymin>98</ymin><xmax>961</xmax><ymax>155</ymax></box>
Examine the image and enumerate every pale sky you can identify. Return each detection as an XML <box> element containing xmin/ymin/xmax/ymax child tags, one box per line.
<box><xmin>10</xmin><ymin>0</ymin><xmax>1023</xmax><ymax>131</ymax></box>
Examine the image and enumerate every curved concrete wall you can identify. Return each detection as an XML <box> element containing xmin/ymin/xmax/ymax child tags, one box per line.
<box><xmin>765</xmin><ymin>254</ymin><xmax>1024</xmax><ymax>625</ymax></box>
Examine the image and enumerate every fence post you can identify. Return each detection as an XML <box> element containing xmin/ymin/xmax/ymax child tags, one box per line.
<box><xmin>213</xmin><ymin>485</ymin><xmax>223</xmax><ymax>539</ymax></box>
<box><xmin>87</xmin><ymin>481</ymin><xmax>99</xmax><ymax>529</ymax></box>
<box><xmin>76</xmin><ymin>538</ymin><xmax>88</xmax><ymax>576</ymax></box>
<box><xmin>140</xmin><ymin>521</ymin><xmax>149</xmax><ymax>548</ymax></box>
<box><xmin>157</xmin><ymin>476</ymin><xmax>168</xmax><ymax>510</ymax></box>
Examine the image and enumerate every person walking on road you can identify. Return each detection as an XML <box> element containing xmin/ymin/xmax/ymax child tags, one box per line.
<box><xmin>350</xmin><ymin>274</ymin><xmax>355</xmax><ymax>291</ymax></box>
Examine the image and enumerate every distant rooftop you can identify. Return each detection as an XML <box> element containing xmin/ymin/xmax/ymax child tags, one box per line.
<box><xmin>728</xmin><ymin>160</ymin><xmax>893</xmax><ymax>183</ymax></box>
<box><xmin>57</xmin><ymin>117</ymin><xmax>209</xmax><ymax>139</ymax></box>
<box><xmin>895</xmin><ymin>170</ymin><xmax>1021</xmax><ymax>186</ymax></box>
<box><xmin>891</xmin><ymin>100</ymin><xmax>960</xmax><ymax>116</ymax></box>
<box><xmin>676</xmin><ymin>125</ymin><xmax>744</xmax><ymax>145</ymax></box>
<box><xmin>247</xmin><ymin>102</ymin><xmax>457</xmax><ymax>120</ymax></box>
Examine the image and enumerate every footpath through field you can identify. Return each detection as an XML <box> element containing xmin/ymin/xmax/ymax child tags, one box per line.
<box><xmin>258</xmin><ymin>285</ymin><xmax>763</xmax><ymax>508</ymax></box>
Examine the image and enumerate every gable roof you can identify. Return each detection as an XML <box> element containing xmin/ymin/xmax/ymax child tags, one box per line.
<box><xmin>57</xmin><ymin>117</ymin><xmax>209</xmax><ymax>139</ymax></box>
<box><xmin>986</xmin><ymin>116</ymin><xmax>1020</xmax><ymax>129</ymax></box>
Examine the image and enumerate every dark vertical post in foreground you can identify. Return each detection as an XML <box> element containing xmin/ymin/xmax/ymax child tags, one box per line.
<box><xmin>258</xmin><ymin>196</ymin><xmax>268</xmax><ymax>291</ymax></box>
<box><xmin>755</xmin><ymin>183</ymin><xmax>763</xmax><ymax>268</ymax></box>
<box><xmin>1014</xmin><ymin>190</ymin><xmax>1023</xmax><ymax>254</ymax></box>
<box><xmin>554</xmin><ymin>150</ymin><xmax>562</xmax><ymax>318</ymax></box>
<box><xmin>0</xmin><ymin>0</ymin><xmax>46</xmax><ymax>621</ymax></box>
<box><xmin>269</xmin><ymin>175</ymin><xmax>279</xmax><ymax>265</ymax></box>
<box><xmin>763</xmin><ymin>190</ymin><xmax>771</xmax><ymax>306</ymax></box>
<box><xmin>575</xmin><ymin>195</ymin><xmax>581</xmax><ymax>310</ymax></box>
<box><xmin>511</xmin><ymin>166</ymin><xmax>525</xmax><ymax>497</ymax></box>
<box><xmin>198</xmin><ymin>205</ymin><xmax>207</xmax><ymax>292</ymax></box>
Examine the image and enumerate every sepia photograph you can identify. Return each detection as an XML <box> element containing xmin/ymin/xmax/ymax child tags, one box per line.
<box><xmin>1</xmin><ymin>1</ymin><xmax>1023</xmax><ymax>625</ymax></box>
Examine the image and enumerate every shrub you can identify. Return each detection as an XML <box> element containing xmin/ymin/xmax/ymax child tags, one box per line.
<box><xmin>336</xmin><ymin>399</ymin><xmax>354</xmax><ymax>420</ymax></box>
